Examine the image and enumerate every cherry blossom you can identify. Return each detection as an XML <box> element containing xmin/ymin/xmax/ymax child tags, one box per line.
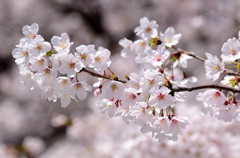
<box><xmin>134</xmin><ymin>17</ymin><xmax>158</xmax><ymax>40</ymax></box>
<box><xmin>205</xmin><ymin>53</ymin><xmax>224</xmax><ymax>81</ymax></box>
<box><xmin>160</xmin><ymin>27</ymin><xmax>182</xmax><ymax>47</ymax></box>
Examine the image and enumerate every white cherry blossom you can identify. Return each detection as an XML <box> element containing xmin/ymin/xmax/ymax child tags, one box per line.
<box><xmin>12</xmin><ymin>41</ymin><xmax>29</xmax><ymax>66</ymax></box>
<box><xmin>97</xmin><ymin>99</ymin><xmax>117</xmax><ymax>118</ymax></box>
<box><xmin>204</xmin><ymin>53</ymin><xmax>224</xmax><ymax>81</ymax></box>
<box><xmin>57</xmin><ymin>53</ymin><xmax>81</xmax><ymax>77</ymax></box>
<box><xmin>91</xmin><ymin>47</ymin><xmax>111</xmax><ymax>74</ymax></box>
<box><xmin>28</xmin><ymin>35</ymin><xmax>51</xmax><ymax>57</ymax></box>
<box><xmin>51</xmin><ymin>33</ymin><xmax>73</xmax><ymax>54</ymax></box>
<box><xmin>221</xmin><ymin>37</ymin><xmax>240</xmax><ymax>62</ymax></box>
<box><xmin>149</xmin><ymin>86</ymin><xmax>174</xmax><ymax>109</ymax></box>
<box><xmin>160</xmin><ymin>27</ymin><xmax>182</xmax><ymax>47</ymax></box>
<box><xmin>75</xmin><ymin>45</ymin><xmax>95</xmax><ymax>68</ymax></box>
<box><xmin>106</xmin><ymin>81</ymin><xmax>124</xmax><ymax>99</ymax></box>
<box><xmin>22</xmin><ymin>23</ymin><xmax>39</xmax><ymax>40</ymax></box>
<box><xmin>71</xmin><ymin>81</ymin><xmax>92</xmax><ymax>100</ymax></box>
<box><xmin>119</xmin><ymin>38</ymin><xmax>135</xmax><ymax>59</ymax></box>
<box><xmin>146</xmin><ymin>45</ymin><xmax>170</xmax><ymax>67</ymax></box>
<box><xmin>134</xmin><ymin>17</ymin><xmax>158</xmax><ymax>40</ymax></box>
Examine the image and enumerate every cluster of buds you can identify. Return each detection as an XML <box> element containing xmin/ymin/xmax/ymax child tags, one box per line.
<box><xmin>12</xmin><ymin>17</ymin><xmax>240</xmax><ymax>142</ymax></box>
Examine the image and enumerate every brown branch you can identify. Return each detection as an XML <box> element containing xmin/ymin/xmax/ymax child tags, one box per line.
<box><xmin>171</xmin><ymin>46</ymin><xmax>240</xmax><ymax>76</ymax></box>
<box><xmin>171</xmin><ymin>85</ymin><xmax>240</xmax><ymax>93</ymax></box>
<box><xmin>80</xmin><ymin>68</ymin><xmax>127</xmax><ymax>83</ymax></box>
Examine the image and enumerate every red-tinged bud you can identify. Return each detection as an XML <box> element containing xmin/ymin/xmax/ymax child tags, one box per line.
<box><xmin>232</xmin><ymin>97</ymin><xmax>237</xmax><ymax>104</ymax></box>
<box><xmin>224</xmin><ymin>100</ymin><xmax>228</xmax><ymax>106</ymax></box>
<box><xmin>152</xmin><ymin>109</ymin><xmax>155</xmax><ymax>116</ymax></box>
<box><xmin>171</xmin><ymin>75</ymin><xmax>174</xmax><ymax>81</ymax></box>
<box><xmin>183</xmin><ymin>72</ymin><xmax>187</xmax><ymax>78</ymax></box>
<box><xmin>215</xmin><ymin>91</ymin><xmax>221</xmax><ymax>97</ymax></box>
<box><xmin>115</xmin><ymin>99</ymin><xmax>120</xmax><ymax>108</ymax></box>
<box><xmin>228</xmin><ymin>97</ymin><xmax>232</xmax><ymax>103</ymax></box>
<box><xmin>94</xmin><ymin>86</ymin><xmax>102</xmax><ymax>96</ymax></box>
<box><xmin>110</xmin><ymin>97</ymin><xmax>114</xmax><ymax>102</ymax></box>
<box><xmin>158</xmin><ymin>68</ymin><xmax>164</xmax><ymax>74</ymax></box>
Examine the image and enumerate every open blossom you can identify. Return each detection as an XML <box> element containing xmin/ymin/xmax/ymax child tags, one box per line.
<box><xmin>132</xmin><ymin>39</ymin><xmax>149</xmax><ymax>63</ymax></box>
<box><xmin>134</xmin><ymin>17</ymin><xmax>158</xmax><ymax>40</ymax></box>
<box><xmin>54</xmin><ymin>77</ymin><xmax>72</xmax><ymax>107</ymax></box>
<box><xmin>125</xmin><ymin>73</ymin><xmax>143</xmax><ymax>92</ymax></box>
<box><xmin>204</xmin><ymin>53</ymin><xmax>224</xmax><ymax>81</ymax></box>
<box><xmin>29</xmin><ymin>57</ymin><xmax>48</xmax><ymax>72</ymax></box>
<box><xmin>22</xmin><ymin>23</ymin><xmax>39</xmax><ymax>40</ymax></box>
<box><xmin>19</xmin><ymin>67</ymin><xmax>40</xmax><ymax>94</ymax></box>
<box><xmin>221</xmin><ymin>37</ymin><xmax>240</xmax><ymax>62</ymax></box>
<box><xmin>97</xmin><ymin>99</ymin><xmax>117</xmax><ymax>118</ymax></box>
<box><xmin>57</xmin><ymin>53</ymin><xmax>82</xmax><ymax>77</ymax></box>
<box><xmin>154</xmin><ymin>117</ymin><xmax>170</xmax><ymax>133</ymax></box>
<box><xmin>196</xmin><ymin>89</ymin><xmax>226</xmax><ymax>107</ymax></box>
<box><xmin>195</xmin><ymin>89</ymin><xmax>239</xmax><ymax>122</ymax></box>
<box><xmin>121</xmin><ymin>88</ymin><xmax>139</xmax><ymax>107</ymax></box>
<box><xmin>28</xmin><ymin>35</ymin><xmax>51</xmax><ymax>57</ymax></box>
<box><xmin>105</xmin><ymin>81</ymin><xmax>124</xmax><ymax>99</ymax></box>
<box><xmin>160</xmin><ymin>27</ymin><xmax>182</xmax><ymax>47</ymax></box>
<box><xmin>71</xmin><ymin>81</ymin><xmax>92</xmax><ymax>100</ymax></box>
<box><xmin>149</xmin><ymin>86</ymin><xmax>174</xmax><ymax>109</ymax></box>
<box><xmin>51</xmin><ymin>33</ymin><xmax>73</xmax><ymax>54</ymax></box>
<box><xmin>215</xmin><ymin>105</ymin><xmax>239</xmax><ymax>122</ymax></box>
<box><xmin>140</xmin><ymin>69</ymin><xmax>164</xmax><ymax>95</ymax></box>
<box><xmin>146</xmin><ymin>44</ymin><xmax>170</xmax><ymax>67</ymax></box>
<box><xmin>75</xmin><ymin>45</ymin><xmax>95</xmax><ymax>68</ymax></box>
<box><xmin>119</xmin><ymin>38</ymin><xmax>135</xmax><ymax>59</ymax></box>
<box><xmin>129</xmin><ymin>102</ymin><xmax>154</xmax><ymax>133</ymax></box>
<box><xmin>168</xmin><ymin>116</ymin><xmax>189</xmax><ymax>141</ymax></box>
<box><xmin>91</xmin><ymin>47</ymin><xmax>111</xmax><ymax>74</ymax></box>
<box><xmin>12</xmin><ymin>41</ymin><xmax>29</xmax><ymax>66</ymax></box>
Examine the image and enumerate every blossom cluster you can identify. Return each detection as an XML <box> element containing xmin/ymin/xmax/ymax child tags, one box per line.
<box><xmin>12</xmin><ymin>17</ymin><xmax>240</xmax><ymax>143</ymax></box>
<box><xmin>199</xmin><ymin>34</ymin><xmax>240</xmax><ymax>122</ymax></box>
<box><xmin>97</xmin><ymin>17</ymin><xmax>197</xmax><ymax>142</ymax></box>
<box><xmin>12</xmin><ymin>23</ymin><xmax>111</xmax><ymax>107</ymax></box>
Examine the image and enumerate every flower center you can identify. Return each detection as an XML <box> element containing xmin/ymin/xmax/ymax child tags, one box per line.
<box><xmin>145</xmin><ymin>26</ymin><xmax>151</xmax><ymax>32</ymax></box>
<box><xmin>80</xmin><ymin>53</ymin><xmax>87</xmax><ymax>60</ymax></box>
<box><xmin>158</xmin><ymin>93</ymin><xmax>164</xmax><ymax>100</ymax></box>
<box><xmin>111</xmin><ymin>84</ymin><xmax>118</xmax><ymax>91</ymax></box>
<box><xmin>69</xmin><ymin>62</ymin><xmax>75</xmax><ymax>68</ymax></box>
<box><xmin>36</xmin><ymin>44</ymin><xmax>42</xmax><ymax>51</ymax></box>
<box><xmin>60</xmin><ymin>42</ymin><xmax>67</xmax><ymax>49</ymax></box>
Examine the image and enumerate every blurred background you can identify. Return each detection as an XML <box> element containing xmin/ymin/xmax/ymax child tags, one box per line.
<box><xmin>1</xmin><ymin>0</ymin><xmax>240</xmax><ymax>157</ymax></box>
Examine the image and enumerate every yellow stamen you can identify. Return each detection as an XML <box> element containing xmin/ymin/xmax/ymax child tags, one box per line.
<box><xmin>69</xmin><ymin>62</ymin><xmax>75</xmax><ymax>68</ymax></box>
<box><xmin>145</xmin><ymin>26</ymin><xmax>151</xmax><ymax>32</ymax></box>
<box><xmin>76</xmin><ymin>83</ymin><xmax>82</xmax><ymax>89</ymax></box>
<box><xmin>60</xmin><ymin>42</ymin><xmax>67</xmax><ymax>49</ymax></box>
<box><xmin>167</xmin><ymin>38</ymin><xmax>172</xmax><ymax>43</ymax></box>
<box><xmin>38</xmin><ymin>59</ymin><xmax>44</xmax><ymax>65</ymax></box>
<box><xmin>80</xmin><ymin>53</ymin><xmax>87</xmax><ymax>60</ymax></box>
<box><xmin>111</xmin><ymin>84</ymin><xmax>118</xmax><ymax>91</ymax></box>
<box><xmin>36</xmin><ymin>44</ymin><xmax>42</xmax><ymax>51</ymax></box>
<box><xmin>95</xmin><ymin>56</ymin><xmax>102</xmax><ymax>62</ymax></box>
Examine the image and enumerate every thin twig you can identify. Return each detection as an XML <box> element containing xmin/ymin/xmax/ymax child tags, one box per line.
<box><xmin>79</xmin><ymin>68</ymin><xmax>127</xmax><ymax>83</ymax></box>
<box><xmin>171</xmin><ymin>46</ymin><xmax>240</xmax><ymax>76</ymax></box>
<box><xmin>171</xmin><ymin>85</ymin><xmax>240</xmax><ymax>93</ymax></box>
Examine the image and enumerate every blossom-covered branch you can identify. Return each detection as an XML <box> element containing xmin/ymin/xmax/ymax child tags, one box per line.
<box><xmin>11</xmin><ymin>17</ymin><xmax>240</xmax><ymax>143</ymax></box>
